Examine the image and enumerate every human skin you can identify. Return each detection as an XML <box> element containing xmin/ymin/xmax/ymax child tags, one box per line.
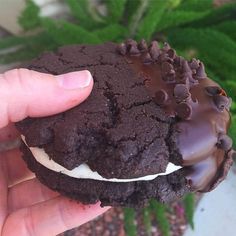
<box><xmin>0</xmin><ymin>68</ymin><xmax>110</xmax><ymax>236</ymax></box>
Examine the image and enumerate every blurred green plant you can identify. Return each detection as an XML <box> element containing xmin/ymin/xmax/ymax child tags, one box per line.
<box><xmin>150</xmin><ymin>200</ymin><xmax>171</xmax><ymax>236</ymax></box>
<box><xmin>0</xmin><ymin>0</ymin><xmax>235</xmax><ymax>235</ymax></box>
<box><xmin>183</xmin><ymin>193</ymin><xmax>195</xmax><ymax>230</ymax></box>
<box><xmin>124</xmin><ymin>208</ymin><xmax>137</xmax><ymax>236</ymax></box>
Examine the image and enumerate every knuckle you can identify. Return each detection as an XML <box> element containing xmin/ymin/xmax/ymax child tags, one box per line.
<box><xmin>2</xmin><ymin>68</ymin><xmax>30</xmax><ymax>91</ymax></box>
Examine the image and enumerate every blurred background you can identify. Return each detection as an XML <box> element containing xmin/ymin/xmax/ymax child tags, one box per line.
<box><xmin>0</xmin><ymin>0</ymin><xmax>236</xmax><ymax>235</ymax></box>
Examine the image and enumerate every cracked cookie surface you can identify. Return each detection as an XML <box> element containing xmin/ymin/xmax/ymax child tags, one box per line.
<box><xmin>17</xmin><ymin>42</ymin><xmax>176</xmax><ymax>179</ymax></box>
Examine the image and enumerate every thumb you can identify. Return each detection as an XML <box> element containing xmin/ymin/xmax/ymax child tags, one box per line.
<box><xmin>0</xmin><ymin>68</ymin><xmax>93</xmax><ymax>128</ymax></box>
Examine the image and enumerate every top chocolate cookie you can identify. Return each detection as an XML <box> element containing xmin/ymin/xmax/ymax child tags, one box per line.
<box><xmin>16</xmin><ymin>40</ymin><xmax>234</xmax><ymax>193</ymax></box>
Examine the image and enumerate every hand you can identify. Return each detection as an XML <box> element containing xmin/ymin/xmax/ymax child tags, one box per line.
<box><xmin>0</xmin><ymin>69</ymin><xmax>109</xmax><ymax>236</ymax></box>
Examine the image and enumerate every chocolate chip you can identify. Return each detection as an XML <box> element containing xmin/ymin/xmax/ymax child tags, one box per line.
<box><xmin>213</xmin><ymin>95</ymin><xmax>230</xmax><ymax>111</ymax></box>
<box><xmin>189</xmin><ymin>58</ymin><xmax>199</xmax><ymax>70</ymax></box>
<box><xmin>176</xmin><ymin>102</ymin><xmax>192</xmax><ymax>120</ymax></box>
<box><xmin>174</xmin><ymin>84</ymin><xmax>190</xmax><ymax>102</ymax></box>
<box><xmin>174</xmin><ymin>56</ymin><xmax>182</xmax><ymax>66</ymax></box>
<box><xmin>125</xmin><ymin>39</ymin><xmax>140</xmax><ymax>55</ymax></box>
<box><xmin>167</xmin><ymin>49</ymin><xmax>176</xmax><ymax>59</ymax></box>
<box><xmin>182</xmin><ymin>61</ymin><xmax>196</xmax><ymax>85</ymax></box>
<box><xmin>182</xmin><ymin>74</ymin><xmax>199</xmax><ymax>88</ymax></box>
<box><xmin>179</xmin><ymin>75</ymin><xmax>190</xmax><ymax>88</ymax></box>
<box><xmin>205</xmin><ymin>86</ymin><xmax>221</xmax><ymax>96</ymax></box>
<box><xmin>126</xmin><ymin>39</ymin><xmax>137</xmax><ymax>47</ymax></box>
<box><xmin>195</xmin><ymin>62</ymin><xmax>206</xmax><ymax>79</ymax></box>
<box><xmin>138</xmin><ymin>39</ymin><xmax>148</xmax><ymax>51</ymax></box>
<box><xmin>117</xmin><ymin>43</ymin><xmax>127</xmax><ymax>55</ymax></box>
<box><xmin>162</xmin><ymin>61</ymin><xmax>173</xmax><ymax>72</ymax></box>
<box><xmin>205</xmin><ymin>86</ymin><xmax>227</xmax><ymax>96</ymax></box>
<box><xmin>129</xmin><ymin>45</ymin><xmax>140</xmax><ymax>55</ymax></box>
<box><xmin>154</xmin><ymin>89</ymin><xmax>168</xmax><ymax>105</ymax></box>
<box><xmin>150</xmin><ymin>40</ymin><xmax>159</xmax><ymax>49</ymax></box>
<box><xmin>161</xmin><ymin>53</ymin><xmax>174</xmax><ymax>64</ymax></box>
<box><xmin>182</xmin><ymin>61</ymin><xmax>192</xmax><ymax>74</ymax></box>
<box><xmin>149</xmin><ymin>41</ymin><xmax>160</xmax><ymax>60</ymax></box>
<box><xmin>179</xmin><ymin>56</ymin><xmax>186</xmax><ymax>67</ymax></box>
<box><xmin>162</xmin><ymin>62</ymin><xmax>175</xmax><ymax>82</ymax></box>
<box><xmin>163</xmin><ymin>42</ymin><xmax>171</xmax><ymax>51</ymax></box>
<box><xmin>169</xmin><ymin>69</ymin><xmax>175</xmax><ymax>75</ymax></box>
<box><xmin>189</xmin><ymin>76</ymin><xmax>199</xmax><ymax>86</ymax></box>
<box><xmin>150</xmin><ymin>50</ymin><xmax>159</xmax><ymax>60</ymax></box>
<box><xmin>217</xmin><ymin>134</ymin><xmax>232</xmax><ymax>151</ymax></box>
<box><xmin>159</xmin><ymin>53</ymin><xmax>173</xmax><ymax>63</ymax></box>
<box><xmin>142</xmin><ymin>53</ymin><xmax>153</xmax><ymax>64</ymax></box>
<box><xmin>163</xmin><ymin>73</ymin><xmax>175</xmax><ymax>82</ymax></box>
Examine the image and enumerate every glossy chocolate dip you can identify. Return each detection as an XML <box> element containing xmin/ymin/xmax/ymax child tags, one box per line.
<box><xmin>117</xmin><ymin>39</ymin><xmax>234</xmax><ymax>192</ymax></box>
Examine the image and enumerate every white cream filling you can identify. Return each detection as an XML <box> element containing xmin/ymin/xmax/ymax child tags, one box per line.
<box><xmin>22</xmin><ymin>136</ymin><xmax>182</xmax><ymax>182</ymax></box>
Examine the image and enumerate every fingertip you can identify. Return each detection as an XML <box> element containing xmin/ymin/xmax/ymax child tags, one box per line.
<box><xmin>0</xmin><ymin>69</ymin><xmax>94</xmax><ymax>127</ymax></box>
<box><xmin>27</xmin><ymin>69</ymin><xmax>94</xmax><ymax>117</ymax></box>
<box><xmin>56</xmin><ymin>70</ymin><xmax>93</xmax><ymax>90</ymax></box>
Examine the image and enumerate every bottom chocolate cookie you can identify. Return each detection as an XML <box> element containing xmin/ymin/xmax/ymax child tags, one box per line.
<box><xmin>21</xmin><ymin>142</ymin><xmax>191</xmax><ymax>208</ymax></box>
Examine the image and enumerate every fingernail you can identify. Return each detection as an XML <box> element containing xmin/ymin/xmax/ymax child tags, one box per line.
<box><xmin>56</xmin><ymin>70</ymin><xmax>92</xmax><ymax>89</ymax></box>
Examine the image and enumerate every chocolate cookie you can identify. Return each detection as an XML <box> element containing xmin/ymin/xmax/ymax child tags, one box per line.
<box><xmin>15</xmin><ymin>40</ymin><xmax>235</xmax><ymax>208</ymax></box>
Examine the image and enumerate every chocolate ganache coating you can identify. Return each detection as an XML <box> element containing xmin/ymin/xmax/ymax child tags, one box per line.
<box><xmin>117</xmin><ymin>39</ymin><xmax>234</xmax><ymax>192</ymax></box>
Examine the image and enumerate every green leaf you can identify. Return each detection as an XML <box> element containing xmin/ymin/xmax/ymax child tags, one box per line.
<box><xmin>0</xmin><ymin>37</ymin><xmax>26</xmax><ymax>50</ymax></box>
<box><xmin>232</xmin><ymin>102</ymin><xmax>236</xmax><ymax>112</ymax></box>
<box><xmin>105</xmin><ymin>0</ymin><xmax>127</xmax><ymax>23</ymax></box>
<box><xmin>0</xmin><ymin>48</ymin><xmax>37</xmax><ymax>64</ymax></box>
<box><xmin>156</xmin><ymin>10</ymin><xmax>209</xmax><ymax>32</ymax></box>
<box><xmin>123</xmin><ymin>208</ymin><xmax>137</xmax><ymax>236</ymax></box>
<box><xmin>18</xmin><ymin>0</ymin><xmax>41</xmax><ymax>30</ymax></box>
<box><xmin>0</xmin><ymin>33</ymin><xmax>55</xmax><ymax>64</ymax></box>
<box><xmin>136</xmin><ymin>0</ymin><xmax>170</xmax><ymax>41</ymax></box>
<box><xmin>183</xmin><ymin>193</ymin><xmax>195</xmax><ymax>229</ymax></box>
<box><xmin>41</xmin><ymin>19</ymin><xmax>101</xmax><ymax>45</ymax></box>
<box><xmin>213</xmin><ymin>21</ymin><xmax>236</xmax><ymax>42</ymax></box>
<box><xmin>66</xmin><ymin>0</ymin><xmax>101</xmax><ymax>29</ymax></box>
<box><xmin>124</xmin><ymin>0</ymin><xmax>142</xmax><ymax>24</ymax></box>
<box><xmin>150</xmin><ymin>200</ymin><xmax>170</xmax><ymax>236</ymax></box>
<box><xmin>128</xmin><ymin>0</ymin><xmax>149</xmax><ymax>38</ymax></box>
<box><xmin>169</xmin><ymin>0</ymin><xmax>182</xmax><ymax>9</ymax></box>
<box><xmin>229</xmin><ymin>115</ymin><xmax>236</xmax><ymax>148</ymax></box>
<box><xmin>0</xmin><ymin>31</ymin><xmax>54</xmax><ymax>51</ymax></box>
<box><xmin>66</xmin><ymin>0</ymin><xmax>88</xmax><ymax>20</ymax></box>
<box><xmin>168</xmin><ymin>28</ymin><xmax>236</xmax><ymax>82</ymax></box>
<box><xmin>186</xmin><ymin>3</ymin><xmax>236</xmax><ymax>28</ymax></box>
<box><xmin>206</xmin><ymin>68</ymin><xmax>224</xmax><ymax>85</ymax></box>
<box><xmin>177</xmin><ymin>0</ymin><xmax>213</xmax><ymax>11</ymax></box>
<box><xmin>94</xmin><ymin>24</ymin><xmax>127</xmax><ymax>42</ymax></box>
<box><xmin>142</xmin><ymin>207</ymin><xmax>152</xmax><ymax>236</ymax></box>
